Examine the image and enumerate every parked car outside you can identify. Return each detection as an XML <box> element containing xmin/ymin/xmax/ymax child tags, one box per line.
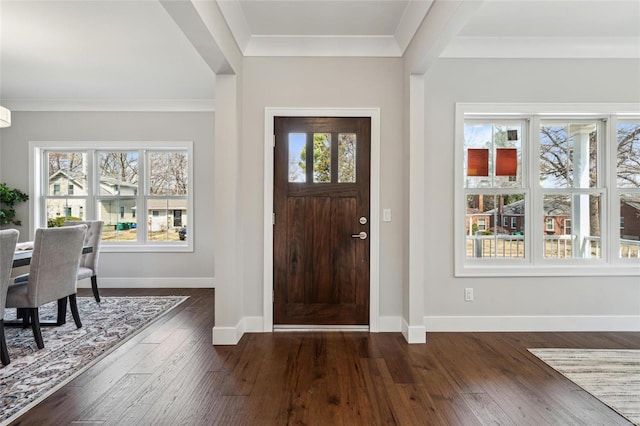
<box><xmin>178</xmin><ymin>226</ymin><xmax>187</xmax><ymax>241</ymax></box>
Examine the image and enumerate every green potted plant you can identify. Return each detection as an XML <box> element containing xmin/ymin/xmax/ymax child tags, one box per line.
<box><xmin>0</xmin><ymin>183</ymin><xmax>29</xmax><ymax>226</ymax></box>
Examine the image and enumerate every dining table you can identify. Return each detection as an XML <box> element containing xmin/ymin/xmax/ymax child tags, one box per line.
<box><xmin>12</xmin><ymin>242</ymin><xmax>93</xmax><ymax>268</ymax></box>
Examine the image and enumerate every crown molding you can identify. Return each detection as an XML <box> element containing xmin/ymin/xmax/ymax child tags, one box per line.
<box><xmin>441</xmin><ymin>36</ymin><xmax>640</xmax><ymax>59</ymax></box>
<box><xmin>0</xmin><ymin>99</ymin><xmax>216</xmax><ymax>112</ymax></box>
<box><xmin>243</xmin><ymin>35</ymin><xmax>403</xmax><ymax>57</ymax></box>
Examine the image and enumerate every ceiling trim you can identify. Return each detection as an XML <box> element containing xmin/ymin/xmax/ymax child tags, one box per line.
<box><xmin>215</xmin><ymin>0</ymin><xmax>251</xmax><ymax>53</ymax></box>
<box><xmin>243</xmin><ymin>35</ymin><xmax>403</xmax><ymax>57</ymax></box>
<box><xmin>442</xmin><ymin>37</ymin><xmax>640</xmax><ymax>59</ymax></box>
<box><xmin>393</xmin><ymin>0</ymin><xmax>433</xmax><ymax>54</ymax></box>
<box><xmin>1</xmin><ymin>99</ymin><xmax>216</xmax><ymax>112</ymax></box>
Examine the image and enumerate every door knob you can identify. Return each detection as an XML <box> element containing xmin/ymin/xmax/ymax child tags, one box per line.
<box><xmin>351</xmin><ymin>231</ymin><xmax>367</xmax><ymax>240</ymax></box>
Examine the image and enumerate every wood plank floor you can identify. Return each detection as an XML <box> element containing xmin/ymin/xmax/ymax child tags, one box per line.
<box><xmin>10</xmin><ymin>288</ymin><xmax>640</xmax><ymax>425</ymax></box>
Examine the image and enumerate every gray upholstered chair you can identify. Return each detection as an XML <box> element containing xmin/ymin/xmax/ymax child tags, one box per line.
<box><xmin>64</xmin><ymin>220</ymin><xmax>104</xmax><ymax>303</ymax></box>
<box><xmin>6</xmin><ymin>225</ymin><xmax>86</xmax><ymax>349</ymax></box>
<box><xmin>0</xmin><ymin>229</ymin><xmax>19</xmax><ymax>365</ymax></box>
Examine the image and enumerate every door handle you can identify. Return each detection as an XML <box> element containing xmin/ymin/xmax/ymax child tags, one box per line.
<box><xmin>351</xmin><ymin>231</ymin><xmax>367</xmax><ymax>240</ymax></box>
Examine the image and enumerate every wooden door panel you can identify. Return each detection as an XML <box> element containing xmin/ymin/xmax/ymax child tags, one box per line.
<box><xmin>274</xmin><ymin>116</ymin><xmax>370</xmax><ymax>326</ymax></box>
<box><xmin>286</xmin><ymin>197</ymin><xmax>306</xmax><ymax>303</ymax></box>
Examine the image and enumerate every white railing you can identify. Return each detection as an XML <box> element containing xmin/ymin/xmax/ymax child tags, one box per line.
<box><xmin>620</xmin><ymin>239</ymin><xmax>640</xmax><ymax>258</ymax></box>
<box><xmin>467</xmin><ymin>235</ymin><xmax>640</xmax><ymax>259</ymax></box>
<box><xmin>467</xmin><ymin>234</ymin><xmax>525</xmax><ymax>258</ymax></box>
<box><xmin>543</xmin><ymin>235</ymin><xmax>575</xmax><ymax>259</ymax></box>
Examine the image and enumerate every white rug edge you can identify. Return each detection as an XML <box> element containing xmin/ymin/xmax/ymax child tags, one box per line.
<box><xmin>528</xmin><ymin>347</ymin><xmax>640</xmax><ymax>426</ymax></box>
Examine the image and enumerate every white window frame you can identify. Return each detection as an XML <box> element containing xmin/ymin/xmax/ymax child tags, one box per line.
<box><xmin>511</xmin><ymin>217</ymin><xmax>517</xmax><ymax>229</ymax></box>
<box><xmin>29</xmin><ymin>140</ymin><xmax>194</xmax><ymax>253</ymax></box>
<box><xmin>545</xmin><ymin>218</ymin><xmax>555</xmax><ymax>232</ymax></box>
<box><xmin>455</xmin><ymin>103</ymin><xmax>640</xmax><ymax>277</ymax></box>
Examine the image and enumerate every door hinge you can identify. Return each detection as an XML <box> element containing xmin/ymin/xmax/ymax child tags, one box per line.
<box><xmin>273</xmin><ymin>135</ymin><xmax>276</xmax><ymax>148</ymax></box>
<box><xmin>272</xmin><ymin>212</ymin><xmax>276</xmax><ymax>225</ymax></box>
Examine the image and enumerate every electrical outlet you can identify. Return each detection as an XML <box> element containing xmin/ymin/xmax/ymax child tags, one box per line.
<box><xmin>464</xmin><ymin>288</ymin><xmax>474</xmax><ymax>302</ymax></box>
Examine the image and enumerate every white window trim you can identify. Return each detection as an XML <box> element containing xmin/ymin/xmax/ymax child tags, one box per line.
<box><xmin>511</xmin><ymin>217</ymin><xmax>517</xmax><ymax>229</ymax></box>
<box><xmin>455</xmin><ymin>103</ymin><xmax>640</xmax><ymax>277</ymax></box>
<box><xmin>29</xmin><ymin>140</ymin><xmax>194</xmax><ymax>253</ymax></box>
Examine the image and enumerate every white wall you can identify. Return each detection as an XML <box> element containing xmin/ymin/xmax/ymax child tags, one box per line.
<box><xmin>0</xmin><ymin>111</ymin><xmax>215</xmax><ymax>287</ymax></box>
<box><xmin>423</xmin><ymin>59</ymin><xmax>640</xmax><ymax>331</ymax></box>
<box><xmin>240</xmin><ymin>57</ymin><xmax>404</xmax><ymax>321</ymax></box>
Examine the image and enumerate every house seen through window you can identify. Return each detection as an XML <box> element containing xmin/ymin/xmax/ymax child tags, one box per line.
<box><xmin>458</xmin><ymin>106</ymin><xmax>639</xmax><ymax>275</ymax></box>
<box><xmin>37</xmin><ymin>142</ymin><xmax>192</xmax><ymax>251</ymax></box>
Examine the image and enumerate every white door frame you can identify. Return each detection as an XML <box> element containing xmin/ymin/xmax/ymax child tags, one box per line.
<box><xmin>263</xmin><ymin>107</ymin><xmax>381</xmax><ymax>332</ymax></box>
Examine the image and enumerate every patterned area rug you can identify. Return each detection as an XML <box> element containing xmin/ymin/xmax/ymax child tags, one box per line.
<box><xmin>529</xmin><ymin>348</ymin><xmax>640</xmax><ymax>425</ymax></box>
<box><xmin>1</xmin><ymin>296</ymin><xmax>188</xmax><ymax>425</ymax></box>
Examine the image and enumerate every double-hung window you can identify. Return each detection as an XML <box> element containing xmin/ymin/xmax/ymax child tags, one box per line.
<box><xmin>33</xmin><ymin>141</ymin><xmax>193</xmax><ymax>252</ymax></box>
<box><xmin>456</xmin><ymin>104</ymin><xmax>639</xmax><ymax>276</ymax></box>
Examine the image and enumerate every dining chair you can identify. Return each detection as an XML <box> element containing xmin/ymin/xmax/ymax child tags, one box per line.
<box><xmin>64</xmin><ymin>220</ymin><xmax>104</xmax><ymax>303</ymax></box>
<box><xmin>5</xmin><ymin>225</ymin><xmax>86</xmax><ymax>350</ymax></box>
<box><xmin>0</xmin><ymin>229</ymin><xmax>19</xmax><ymax>365</ymax></box>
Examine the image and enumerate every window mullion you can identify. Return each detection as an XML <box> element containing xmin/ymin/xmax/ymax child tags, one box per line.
<box><xmin>530</xmin><ymin>115</ymin><xmax>544</xmax><ymax>264</ymax></box>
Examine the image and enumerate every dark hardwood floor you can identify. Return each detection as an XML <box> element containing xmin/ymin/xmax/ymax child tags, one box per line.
<box><xmin>10</xmin><ymin>288</ymin><xmax>640</xmax><ymax>425</ymax></box>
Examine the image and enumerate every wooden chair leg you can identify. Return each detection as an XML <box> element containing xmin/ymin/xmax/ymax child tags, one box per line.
<box><xmin>69</xmin><ymin>294</ymin><xmax>82</xmax><ymax>329</ymax></box>
<box><xmin>57</xmin><ymin>297</ymin><xmax>68</xmax><ymax>325</ymax></box>
<box><xmin>0</xmin><ymin>320</ymin><xmax>10</xmax><ymax>365</ymax></box>
<box><xmin>91</xmin><ymin>275</ymin><xmax>100</xmax><ymax>303</ymax></box>
<box><xmin>29</xmin><ymin>308</ymin><xmax>44</xmax><ymax>349</ymax></box>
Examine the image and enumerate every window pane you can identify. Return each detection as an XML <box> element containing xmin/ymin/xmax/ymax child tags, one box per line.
<box><xmin>465</xmin><ymin>194</ymin><xmax>525</xmax><ymax>258</ymax></box>
<box><xmin>542</xmin><ymin>194</ymin><xmax>601</xmax><ymax>259</ymax></box>
<box><xmin>149</xmin><ymin>152</ymin><xmax>188</xmax><ymax>195</ymax></box>
<box><xmin>313</xmin><ymin>133</ymin><xmax>331</xmax><ymax>183</ymax></box>
<box><xmin>46</xmin><ymin>199</ymin><xmax>86</xmax><ymax>227</ymax></box>
<box><xmin>147</xmin><ymin>199</ymin><xmax>186</xmax><ymax>242</ymax></box>
<box><xmin>617</xmin><ymin>122</ymin><xmax>640</xmax><ymax>188</ymax></box>
<box><xmin>620</xmin><ymin>193</ymin><xmax>640</xmax><ymax>258</ymax></box>
<box><xmin>98</xmin><ymin>199</ymin><xmax>137</xmax><ymax>242</ymax></box>
<box><xmin>464</xmin><ymin>123</ymin><xmax>522</xmax><ymax>188</ymax></box>
<box><xmin>540</xmin><ymin>122</ymin><xmax>598</xmax><ymax>189</ymax></box>
<box><xmin>288</xmin><ymin>133</ymin><xmax>306</xmax><ymax>183</ymax></box>
<box><xmin>289</xmin><ymin>133</ymin><xmax>307</xmax><ymax>182</ymax></box>
<box><xmin>47</xmin><ymin>152</ymin><xmax>88</xmax><ymax>195</ymax></box>
<box><xmin>98</xmin><ymin>151</ymin><xmax>138</xmax><ymax>195</ymax></box>
<box><xmin>338</xmin><ymin>133</ymin><xmax>356</xmax><ymax>183</ymax></box>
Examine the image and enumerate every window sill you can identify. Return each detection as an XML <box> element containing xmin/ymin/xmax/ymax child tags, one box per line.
<box><xmin>101</xmin><ymin>244</ymin><xmax>193</xmax><ymax>253</ymax></box>
<box><xmin>456</xmin><ymin>263</ymin><xmax>640</xmax><ymax>277</ymax></box>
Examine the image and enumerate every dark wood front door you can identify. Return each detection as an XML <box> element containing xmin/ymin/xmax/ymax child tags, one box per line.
<box><xmin>274</xmin><ymin>117</ymin><xmax>371</xmax><ymax>326</ymax></box>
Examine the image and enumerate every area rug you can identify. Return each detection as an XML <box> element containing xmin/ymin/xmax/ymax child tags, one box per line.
<box><xmin>1</xmin><ymin>296</ymin><xmax>188</xmax><ymax>425</ymax></box>
<box><xmin>529</xmin><ymin>348</ymin><xmax>640</xmax><ymax>425</ymax></box>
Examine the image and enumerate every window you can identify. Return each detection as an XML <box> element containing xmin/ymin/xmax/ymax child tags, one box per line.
<box><xmin>456</xmin><ymin>104</ymin><xmax>639</xmax><ymax>276</ymax></box>
<box><xmin>545</xmin><ymin>218</ymin><xmax>555</xmax><ymax>232</ymax></box>
<box><xmin>617</xmin><ymin>120</ymin><xmax>640</xmax><ymax>259</ymax></box>
<box><xmin>34</xmin><ymin>141</ymin><xmax>193</xmax><ymax>252</ymax></box>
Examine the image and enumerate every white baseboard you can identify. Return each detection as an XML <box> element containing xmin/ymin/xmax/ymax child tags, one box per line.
<box><xmin>378</xmin><ymin>316</ymin><xmax>402</xmax><ymax>332</ymax></box>
<box><xmin>212</xmin><ymin>316</ymin><xmax>264</xmax><ymax>345</ymax></box>
<box><xmin>425</xmin><ymin>315</ymin><xmax>640</xmax><ymax>332</ymax></box>
<box><xmin>79</xmin><ymin>277</ymin><xmax>214</xmax><ymax>289</ymax></box>
<box><xmin>401</xmin><ymin>318</ymin><xmax>427</xmax><ymax>344</ymax></box>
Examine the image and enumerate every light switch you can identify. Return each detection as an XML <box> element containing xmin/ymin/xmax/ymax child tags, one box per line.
<box><xmin>383</xmin><ymin>209</ymin><xmax>391</xmax><ymax>222</ymax></box>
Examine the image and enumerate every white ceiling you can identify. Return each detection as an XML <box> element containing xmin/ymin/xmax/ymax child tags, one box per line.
<box><xmin>1</xmin><ymin>0</ymin><xmax>639</xmax><ymax>108</ymax></box>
